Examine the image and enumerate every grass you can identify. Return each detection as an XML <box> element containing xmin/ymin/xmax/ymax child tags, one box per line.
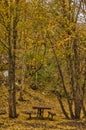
<box><xmin>0</xmin><ymin>85</ymin><xmax>86</xmax><ymax>130</ymax></box>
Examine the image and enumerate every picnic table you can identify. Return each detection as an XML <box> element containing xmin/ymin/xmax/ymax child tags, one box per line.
<box><xmin>32</xmin><ymin>105</ymin><xmax>51</xmax><ymax>119</ymax></box>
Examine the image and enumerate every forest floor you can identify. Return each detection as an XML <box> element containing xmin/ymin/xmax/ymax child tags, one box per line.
<box><xmin>0</xmin><ymin>85</ymin><xmax>86</xmax><ymax>130</ymax></box>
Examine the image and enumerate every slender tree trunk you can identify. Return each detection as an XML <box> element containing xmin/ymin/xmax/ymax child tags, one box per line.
<box><xmin>8</xmin><ymin>0</ymin><xmax>18</xmax><ymax>118</ymax></box>
<box><xmin>74</xmin><ymin>100</ymin><xmax>82</xmax><ymax>119</ymax></box>
<box><xmin>82</xmin><ymin>59</ymin><xmax>86</xmax><ymax>117</ymax></box>
<box><xmin>8</xmin><ymin>64</ymin><xmax>16</xmax><ymax>118</ymax></box>
<box><xmin>55</xmin><ymin>91</ymin><xmax>69</xmax><ymax>119</ymax></box>
<box><xmin>8</xmin><ymin>29</ymin><xmax>17</xmax><ymax>118</ymax></box>
<box><xmin>73</xmin><ymin>39</ymin><xmax>83</xmax><ymax>119</ymax></box>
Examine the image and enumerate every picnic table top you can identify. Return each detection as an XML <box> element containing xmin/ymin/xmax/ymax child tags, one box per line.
<box><xmin>32</xmin><ymin>105</ymin><xmax>51</xmax><ymax>109</ymax></box>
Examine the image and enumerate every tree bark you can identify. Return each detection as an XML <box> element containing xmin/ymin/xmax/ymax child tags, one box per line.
<box><xmin>8</xmin><ymin>0</ymin><xmax>18</xmax><ymax>118</ymax></box>
<box><xmin>8</xmin><ymin>29</ymin><xmax>17</xmax><ymax>118</ymax></box>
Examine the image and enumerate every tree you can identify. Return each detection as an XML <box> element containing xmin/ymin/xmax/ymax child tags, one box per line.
<box><xmin>0</xmin><ymin>0</ymin><xmax>25</xmax><ymax>118</ymax></box>
<box><xmin>46</xmin><ymin>0</ymin><xmax>86</xmax><ymax>119</ymax></box>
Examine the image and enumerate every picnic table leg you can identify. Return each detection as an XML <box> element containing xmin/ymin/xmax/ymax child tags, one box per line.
<box><xmin>37</xmin><ymin>108</ymin><xmax>40</xmax><ymax>118</ymax></box>
<box><xmin>41</xmin><ymin>109</ymin><xmax>44</xmax><ymax>118</ymax></box>
<box><xmin>37</xmin><ymin>109</ymin><xmax>44</xmax><ymax>119</ymax></box>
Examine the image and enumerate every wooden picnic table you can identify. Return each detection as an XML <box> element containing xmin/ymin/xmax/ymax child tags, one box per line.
<box><xmin>32</xmin><ymin>105</ymin><xmax>51</xmax><ymax>119</ymax></box>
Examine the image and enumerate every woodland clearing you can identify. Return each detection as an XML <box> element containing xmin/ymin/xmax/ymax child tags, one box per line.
<box><xmin>0</xmin><ymin>85</ymin><xmax>86</xmax><ymax>130</ymax></box>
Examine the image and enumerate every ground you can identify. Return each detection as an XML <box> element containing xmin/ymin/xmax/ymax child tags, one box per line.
<box><xmin>0</xmin><ymin>85</ymin><xmax>86</xmax><ymax>130</ymax></box>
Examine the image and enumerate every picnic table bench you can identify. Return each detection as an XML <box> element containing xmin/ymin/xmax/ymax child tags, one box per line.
<box><xmin>48</xmin><ymin>111</ymin><xmax>56</xmax><ymax>120</ymax></box>
<box><xmin>22</xmin><ymin>111</ymin><xmax>36</xmax><ymax>119</ymax></box>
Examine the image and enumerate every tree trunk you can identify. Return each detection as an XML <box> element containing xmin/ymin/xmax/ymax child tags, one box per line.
<box><xmin>73</xmin><ymin>39</ymin><xmax>83</xmax><ymax>119</ymax></box>
<box><xmin>56</xmin><ymin>92</ymin><xmax>69</xmax><ymax>119</ymax></box>
<box><xmin>8</xmin><ymin>0</ymin><xmax>18</xmax><ymax>117</ymax></box>
<box><xmin>8</xmin><ymin>35</ymin><xmax>17</xmax><ymax>118</ymax></box>
<box><xmin>74</xmin><ymin>97</ymin><xmax>82</xmax><ymax>119</ymax></box>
